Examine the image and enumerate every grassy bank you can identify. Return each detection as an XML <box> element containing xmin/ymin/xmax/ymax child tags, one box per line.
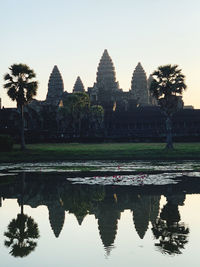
<box><xmin>0</xmin><ymin>143</ymin><xmax>200</xmax><ymax>163</ymax></box>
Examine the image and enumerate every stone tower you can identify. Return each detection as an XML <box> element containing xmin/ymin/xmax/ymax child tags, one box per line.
<box><xmin>131</xmin><ymin>62</ymin><xmax>149</xmax><ymax>106</ymax></box>
<box><xmin>46</xmin><ymin>65</ymin><xmax>64</xmax><ymax>105</ymax></box>
<box><xmin>88</xmin><ymin>49</ymin><xmax>121</xmax><ymax>104</ymax></box>
<box><xmin>73</xmin><ymin>76</ymin><xmax>85</xmax><ymax>93</ymax></box>
<box><xmin>96</xmin><ymin>49</ymin><xmax>119</xmax><ymax>91</ymax></box>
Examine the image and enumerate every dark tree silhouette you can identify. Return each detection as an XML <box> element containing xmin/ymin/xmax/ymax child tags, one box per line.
<box><xmin>4</xmin><ymin>214</ymin><xmax>40</xmax><ymax>258</ymax></box>
<box><xmin>89</xmin><ymin>105</ymin><xmax>104</xmax><ymax>133</ymax></box>
<box><xmin>4</xmin><ymin>64</ymin><xmax>38</xmax><ymax>150</ymax></box>
<box><xmin>152</xmin><ymin>201</ymin><xmax>189</xmax><ymax>255</ymax></box>
<box><xmin>150</xmin><ymin>65</ymin><xmax>186</xmax><ymax>149</ymax></box>
<box><xmin>59</xmin><ymin>92</ymin><xmax>90</xmax><ymax>136</ymax></box>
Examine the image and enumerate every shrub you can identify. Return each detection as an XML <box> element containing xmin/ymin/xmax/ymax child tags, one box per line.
<box><xmin>0</xmin><ymin>135</ymin><xmax>13</xmax><ymax>152</ymax></box>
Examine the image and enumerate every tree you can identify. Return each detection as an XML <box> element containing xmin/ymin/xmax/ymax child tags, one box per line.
<box><xmin>150</xmin><ymin>65</ymin><xmax>186</xmax><ymax>149</ymax></box>
<box><xmin>59</xmin><ymin>92</ymin><xmax>90</xmax><ymax>137</ymax></box>
<box><xmin>4</xmin><ymin>64</ymin><xmax>38</xmax><ymax>150</ymax></box>
<box><xmin>4</xmin><ymin>214</ymin><xmax>40</xmax><ymax>258</ymax></box>
<box><xmin>89</xmin><ymin>105</ymin><xmax>104</xmax><ymax>133</ymax></box>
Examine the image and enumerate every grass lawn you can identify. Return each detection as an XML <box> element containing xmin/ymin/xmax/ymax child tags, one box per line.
<box><xmin>0</xmin><ymin>143</ymin><xmax>200</xmax><ymax>163</ymax></box>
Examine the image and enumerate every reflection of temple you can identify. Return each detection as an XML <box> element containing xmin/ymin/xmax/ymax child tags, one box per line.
<box><xmin>0</xmin><ymin>174</ymin><xmax>195</xmax><ymax>254</ymax></box>
<box><xmin>48</xmin><ymin>201</ymin><xmax>65</xmax><ymax>238</ymax></box>
<box><xmin>94</xmin><ymin>195</ymin><xmax>121</xmax><ymax>253</ymax></box>
<box><xmin>131</xmin><ymin>195</ymin><xmax>160</xmax><ymax>239</ymax></box>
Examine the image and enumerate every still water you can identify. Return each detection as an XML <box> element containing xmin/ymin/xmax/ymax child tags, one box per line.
<box><xmin>0</xmin><ymin>170</ymin><xmax>200</xmax><ymax>267</ymax></box>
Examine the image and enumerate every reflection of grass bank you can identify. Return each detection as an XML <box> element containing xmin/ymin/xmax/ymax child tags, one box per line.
<box><xmin>0</xmin><ymin>175</ymin><xmax>16</xmax><ymax>185</ymax></box>
<box><xmin>1</xmin><ymin>143</ymin><xmax>200</xmax><ymax>163</ymax></box>
<box><xmin>54</xmin><ymin>166</ymin><xmax>98</xmax><ymax>171</ymax></box>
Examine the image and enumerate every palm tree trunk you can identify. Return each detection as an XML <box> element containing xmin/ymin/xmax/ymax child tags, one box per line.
<box><xmin>19</xmin><ymin>105</ymin><xmax>26</xmax><ymax>150</ymax></box>
<box><xmin>20</xmin><ymin>173</ymin><xmax>25</xmax><ymax>215</ymax></box>
<box><xmin>165</xmin><ymin>116</ymin><xmax>173</xmax><ymax>149</ymax></box>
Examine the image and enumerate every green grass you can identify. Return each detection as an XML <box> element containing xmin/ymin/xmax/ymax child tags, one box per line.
<box><xmin>0</xmin><ymin>143</ymin><xmax>200</xmax><ymax>163</ymax></box>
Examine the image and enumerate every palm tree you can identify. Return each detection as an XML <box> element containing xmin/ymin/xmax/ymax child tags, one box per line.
<box><xmin>4</xmin><ymin>64</ymin><xmax>38</xmax><ymax>150</ymax></box>
<box><xmin>150</xmin><ymin>65</ymin><xmax>186</xmax><ymax>149</ymax></box>
<box><xmin>4</xmin><ymin>214</ymin><xmax>40</xmax><ymax>258</ymax></box>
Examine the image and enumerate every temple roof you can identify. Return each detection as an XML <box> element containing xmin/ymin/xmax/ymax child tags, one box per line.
<box><xmin>96</xmin><ymin>49</ymin><xmax>118</xmax><ymax>90</ymax></box>
<box><xmin>132</xmin><ymin>62</ymin><xmax>147</xmax><ymax>81</ymax></box>
<box><xmin>46</xmin><ymin>65</ymin><xmax>64</xmax><ymax>104</ymax></box>
<box><xmin>73</xmin><ymin>76</ymin><xmax>85</xmax><ymax>93</ymax></box>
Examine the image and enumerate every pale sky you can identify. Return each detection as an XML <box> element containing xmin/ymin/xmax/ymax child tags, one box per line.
<box><xmin>0</xmin><ymin>0</ymin><xmax>200</xmax><ymax>108</ymax></box>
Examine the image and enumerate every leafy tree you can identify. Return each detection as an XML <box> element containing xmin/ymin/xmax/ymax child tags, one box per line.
<box><xmin>59</xmin><ymin>92</ymin><xmax>90</xmax><ymax>136</ymax></box>
<box><xmin>150</xmin><ymin>65</ymin><xmax>186</xmax><ymax>149</ymax></box>
<box><xmin>4</xmin><ymin>64</ymin><xmax>38</xmax><ymax>150</ymax></box>
<box><xmin>4</xmin><ymin>214</ymin><xmax>40</xmax><ymax>258</ymax></box>
<box><xmin>89</xmin><ymin>105</ymin><xmax>104</xmax><ymax>133</ymax></box>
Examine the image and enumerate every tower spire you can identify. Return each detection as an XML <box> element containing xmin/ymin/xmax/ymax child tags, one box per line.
<box><xmin>46</xmin><ymin>65</ymin><xmax>64</xmax><ymax>105</ymax></box>
<box><xmin>73</xmin><ymin>76</ymin><xmax>85</xmax><ymax>93</ymax></box>
<box><xmin>131</xmin><ymin>62</ymin><xmax>149</xmax><ymax>106</ymax></box>
<box><xmin>96</xmin><ymin>49</ymin><xmax>119</xmax><ymax>91</ymax></box>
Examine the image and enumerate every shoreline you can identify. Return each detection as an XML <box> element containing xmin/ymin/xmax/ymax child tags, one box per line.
<box><xmin>1</xmin><ymin>143</ymin><xmax>200</xmax><ymax>163</ymax></box>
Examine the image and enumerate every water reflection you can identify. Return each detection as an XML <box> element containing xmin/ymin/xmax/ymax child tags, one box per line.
<box><xmin>4</xmin><ymin>214</ymin><xmax>39</xmax><ymax>257</ymax></box>
<box><xmin>0</xmin><ymin>172</ymin><xmax>197</xmax><ymax>258</ymax></box>
<box><xmin>152</xmin><ymin>194</ymin><xmax>189</xmax><ymax>255</ymax></box>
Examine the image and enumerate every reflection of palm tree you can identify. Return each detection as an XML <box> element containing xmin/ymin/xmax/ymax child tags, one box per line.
<box><xmin>152</xmin><ymin>218</ymin><xmax>189</xmax><ymax>255</ymax></box>
<box><xmin>4</xmin><ymin>214</ymin><xmax>39</xmax><ymax>258</ymax></box>
<box><xmin>152</xmin><ymin>201</ymin><xmax>189</xmax><ymax>255</ymax></box>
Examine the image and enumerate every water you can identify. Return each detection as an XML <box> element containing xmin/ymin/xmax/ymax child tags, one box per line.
<box><xmin>0</xmin><ymin>161</ymin><xmax>200</xmax><ymax>266</ymax></box>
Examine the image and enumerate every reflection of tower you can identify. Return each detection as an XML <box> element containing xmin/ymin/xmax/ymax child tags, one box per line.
<box><xmin>95</xmin><ymin>199</ymin><xmax>121</xmax><ymax>255</ymax></box>
<box><xmin>74</xmin><ymin>212</ymin><xmax>86</xmax><ymax>226</ymax></box>
<box><xmin>150</xmin><ymin>196</ymin><xmax>161</xmax><ymax>224</ymax></box>
<box><xmin>132</xmin><ymin>196</ymin><xmax>151</xmax><ymax>239</ymax></box>
<box><xmin>132</xmin><ymin>195</ymin><xmax>160</xmax><ymax>239</ymax></box>
<box><xmin>48</xmin><ymin>200</ymin><xmax>65</xmax><ymax>238</ymax></box>
<box><xmin>46</xmin><ymin>65</ymin><xmax>64</xmax><ymax>105</ymax></box>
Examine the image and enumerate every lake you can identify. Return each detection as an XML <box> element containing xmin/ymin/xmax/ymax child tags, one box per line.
<box><xmin>0</xmin><ymin>160</ymin><xmax>200</xmax><ymax>266</ymax></box>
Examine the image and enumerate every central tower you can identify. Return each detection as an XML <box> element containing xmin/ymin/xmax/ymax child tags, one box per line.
<box><xmin>88</xmin><ymin>49</ymin><xmax>121</xmax><ymax>104</ymax></box>
<box><xmin>96</xmin><ymin>49</ymin><xmax>119</xmax><ymax>91</ymax></box>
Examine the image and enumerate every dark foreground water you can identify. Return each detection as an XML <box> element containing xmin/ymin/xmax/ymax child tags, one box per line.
<box><xmin>0</xmin><ymin>169</ymin><xmax>200</xmax><ymax>267</ymax></box>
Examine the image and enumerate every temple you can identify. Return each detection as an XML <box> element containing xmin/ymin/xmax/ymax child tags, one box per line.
<box><xmin>0</xmin><ymin>49</ymin><xmax>199</xmax><ymax>142</ymax></box>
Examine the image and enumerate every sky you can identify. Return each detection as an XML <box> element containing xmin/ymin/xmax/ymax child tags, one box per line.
<box><xmin>0</xmin><ymin>0</ymin><xmax>200</xmax><ymax>108</ymax></box>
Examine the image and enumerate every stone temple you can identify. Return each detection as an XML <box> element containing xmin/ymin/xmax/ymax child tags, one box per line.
<box><xmin>1</xmin><ymin>49</ymin><xmax>200</xmax><ymax>142</ymax></box>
